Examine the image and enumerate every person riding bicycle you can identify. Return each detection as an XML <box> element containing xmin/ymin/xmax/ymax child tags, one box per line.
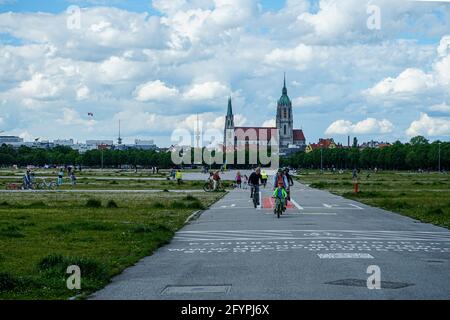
<box><xmin>284</xmin><ymin>168</ymin><xmax>294</xmax><ymax>201</ymax></box>
<box><xmin>273</xmin><ymin>169</ymin><xmax>288</xmax><ymax>190</ymax></box>
<box><xmin>273</xmin><ymin>180</ymin><xmax>288</xmax><ymax>213</ymax></box>
<box><xmin>248</xmin><ymin>168</ymin><xmax>262</xmax><ymax>205</ymax></box>
<box><xmin>212</xmin><ymin>170</ymin><xmax>221</xmax><ymax>191</ymax></box>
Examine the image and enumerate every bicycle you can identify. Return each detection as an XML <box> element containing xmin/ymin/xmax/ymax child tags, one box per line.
<box><xmin>274</xmin><ymin>196</ymin><xmax>284</xmax><ymax>219</ymax></box>
<box><xmin>250</xmin><ymin>184</ymin><xmax>263</xmax><ymax>208</ymax></box>
<box><xmin>37</xmin><ymin>179</ymin><xmax>57</xmax><ymax>190</ymax></box>
<box><xmin>203</xmin><ymin>179</ymin><xmax>224</xmax><ymax>192</ymax></box>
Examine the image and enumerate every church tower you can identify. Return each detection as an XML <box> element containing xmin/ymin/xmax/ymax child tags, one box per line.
<box><xmin>276</xmin><ymin>74</ymin><xmax>294</xmax><ymax>149</ymax></box>
<box><xmin>224</xmin><ymin>97</ymin><xmax>235</xmax><ymax>150</ymax></box>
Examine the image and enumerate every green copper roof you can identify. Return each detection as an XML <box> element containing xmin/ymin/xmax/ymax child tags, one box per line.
<box><xmin>278</xmin><ymin>74</ymin><xmax>291</xmax><ymax>106</ymax></box>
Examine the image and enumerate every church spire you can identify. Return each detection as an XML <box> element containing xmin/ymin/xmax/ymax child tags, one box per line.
<box><xmin>282</xmin><ymin>72</ymin><xmax>287</xmax><ymax>95</ymax></box>
<box><xmin>227</xmin><ymin>96</ymin><xmax>233</xmax><ymax>116</ymax></box>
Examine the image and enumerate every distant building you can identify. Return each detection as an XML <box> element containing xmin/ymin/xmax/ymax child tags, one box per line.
<box><xmin>0</xmin><ymin>136</ymin><xmax>23</xmax><ymax>145</ymax></box>
<box><xmin>53</xmin><ymin>139</ymin><xmax>74</xmax><ymax>147</ymax></box>
<box><xmin>86</xmin><ymin>140</ymin><xmax>114</xmax><ymax>147</ymax></box>
<box><xmin>134</xmin><ymin>139</ymin><xmax>157</xmax><ymax>150</ymax></box>
<box><xmin>359</xmin><ymin>140</ymin><xmax>392</xmax><ymax>149</ymax></box>
<box><xmin>72</xmin><ymin>144</ymin><xmax>97</xmax><ymax>153</ymax></box>
<box><xmin>306</xmin><ymin>138</ymin><xmax>339</xmax><ymax>153</ymax></box>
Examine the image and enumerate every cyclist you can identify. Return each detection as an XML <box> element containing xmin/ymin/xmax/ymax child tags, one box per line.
<box><xmin>273</xmin><ymin>169</ymin><xmax>289</xmax><ymax>211</ymax></box>
<box><xmin>273</xmin><ymin>180</ymin><xmax>288</xmax><ymax>215</ymax></box>
<box><xmin>261</xmin><ymin>170</ymin><xmax>268</xmax><ymax>188</ymax></box>
<box><xmin>212</xmin><ymin>170</ymin><xmax>221</xmax><ymax>191</ymax></box>
<box><xmin>248</xmin><ymin>168</ymin><xmax>262</xmax><ymax>205</ymax></box>
<box><xmin>284</xmin><ymin>168</ymin><xmax>294</xmax><ymax>201</ymax></box>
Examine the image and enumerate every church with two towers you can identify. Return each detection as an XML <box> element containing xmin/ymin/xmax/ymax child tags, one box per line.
<box><xmin>223</xmin><ymin>75</ymin><xmax>306</xmax><ymax>155</ymax></box>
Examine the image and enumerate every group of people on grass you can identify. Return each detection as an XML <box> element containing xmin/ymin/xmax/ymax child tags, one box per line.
<box><xmin>23</xmin><ymin>167</ymin><xmax>77</xmax><ymax>190</ymax></box>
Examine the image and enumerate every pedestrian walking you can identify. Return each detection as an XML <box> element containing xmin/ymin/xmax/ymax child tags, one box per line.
<box><xmin>236</xmin><ymin>171</ymin><xmax>242</xmax><ymax>188</ymax></box>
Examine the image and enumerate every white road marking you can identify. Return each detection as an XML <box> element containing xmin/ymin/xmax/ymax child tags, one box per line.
<box><xmin>318</xmin><ymin>253</ymin><xmax>374</xmax><ymax>259</ymax></box>
<box><xmin>302</xmin><ymin>207</ymin><xmax>363</xmax><ymax>210</ymax></box>
<box><xmin>257</xmin><ymin>191</ymin><xmax>262</xmax><ymax>210</ymax></box>
<box><xmin>323</xmin><ymin>204</ymin><xmax>333</xmax><ymax>208</ymax></box>
<box><xmin>349</xmin><ymin>204</ymin><xmax>363</xmax><ymax>210</ymax></box>
<box><xmin>290</xmin><ymin>199</ymin><xmax>304</xmax><ymax>210</ymax></box>
<box><xmin>301</xmin><ymin>212</ymin><xmax>337</xmax><ymax>216</ymax></box>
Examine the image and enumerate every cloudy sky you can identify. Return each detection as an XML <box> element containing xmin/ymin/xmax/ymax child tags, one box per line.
<box><xmin>0</xmin><ymin>0</ymin><xmax>449</xmax><ymax>146</ymax></box>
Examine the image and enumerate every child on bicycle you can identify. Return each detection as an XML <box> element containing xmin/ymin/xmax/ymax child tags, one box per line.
<box><xmin>273</xmin><ymin>181</ymin><xmax>288</xmax><ymax>213</ymax></box>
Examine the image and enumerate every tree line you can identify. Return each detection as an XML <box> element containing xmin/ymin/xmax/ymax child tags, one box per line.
<box><xmin>0</xmin><ymin>145</ymin><xmax>173</xmax><ymax>168</ymax></box>
<box><xmin>0</xmin><ymin>136</ymin><xmax>448</xmax><ymax>170</ymax></box>
<box><xmin>282</xmin><ymin>136</ymin><xmax>449</xmax><ymax>171</ymax></box>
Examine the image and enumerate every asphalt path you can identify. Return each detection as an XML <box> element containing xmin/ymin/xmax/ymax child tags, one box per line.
<box><xmin>91</xmin><ymin>178</ymin><xmax>450</xmax><ymax>300</ymax></box>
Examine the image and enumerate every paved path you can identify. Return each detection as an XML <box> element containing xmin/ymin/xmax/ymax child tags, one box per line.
<box><xmin>91</xmin><ymin>180</ymin><xmax>450</xmax><ymax>300</ymax></box>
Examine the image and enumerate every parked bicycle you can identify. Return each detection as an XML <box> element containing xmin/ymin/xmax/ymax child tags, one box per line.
<box><xmin>36</xmin><ymin>179</ymin><xmax>57</xmax><ymax>190</ymax></box>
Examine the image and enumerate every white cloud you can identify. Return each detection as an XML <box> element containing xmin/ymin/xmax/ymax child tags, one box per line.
<box><xmin>265</xmin><ymin>44</ymin><xmax>314</xmax><ymax>70</ymax></box>
<box><xmin>437</xmin><ymin>35</ymin><xmax>450</xmax><ymax>57</ymax></box>
<box><xmin>325</xmin><ymin>118</ymin><xmax>394</xmax><ymax>135</ymax></box>
<box><xmin>134</xmin><ymin>80</ymin><xmax>179</xmax><ymax>102</ymax></box>
<box><xmin>76</xmin><ymin>85</ymin><xmax>90</xmax><ymax>101</ymax></box>
<box><xmin>57</xmin><ymin>108</ymin><xmax>96</xmax><ymax>127</ymax></box>
<box><xmin>292</xmin><ymin>96</ymin><xmax>321</xmax><ymax>107</ymax></box>
<box><xmin>366</xmin><ymin>68</ymin><xmax>435</xmax><ymax>97</ymax></box>
<box><xmin>262</xmin><ymin>119</ymin><xmax>276</xmax><ymax>127</ymax></box>
<box><xmin>429</xmin><ymin>103</ymin><xmax>450</xmax><ymax>114</ymax></box>
<box><xmin>406</xmin><ymin>113</ymin><xmax>450</xmax><ymax>137</ymax></box>
<box><xmin>16</xmin><ymin>73</ymin><xmax>63</xmax><ymax>100</ymax></box>
<box><xmin>183</xmin><ymin>81</ymin><xmax>229</xmax><ymax>101</ymax></box>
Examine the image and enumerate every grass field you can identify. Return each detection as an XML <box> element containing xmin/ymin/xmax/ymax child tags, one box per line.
<box><xmin>0</xmin><ymin>169</ymin><xmax>235</xmax><ymax>191</ymax></box>
<box><xmin>297</xmin><ymin>170</ymin><xmax>450</xmax><ymax>229</ymax></box>
<box><xmin>0</xmin><ymin>191</ymin><xmax>223</xmax><ymax>300</ymax></box>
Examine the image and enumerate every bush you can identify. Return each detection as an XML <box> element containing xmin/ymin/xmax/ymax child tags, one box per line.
<box><xmin>0</xmin><ymin>272</ymin><xmax>24</xmax><ymax>293</ymax></box>
<box><xmin>0</xmin><ymin>201</ymin><xmax>10</xmax><ymax>207</ymax></box>
<box><xmin>310</xmin><ymin>182</ymin><xmax>326</xmax><ymax>189</ymax></box>
<box><xmin>170</xmin><ymin>201</ymin><xmax>186</xmax><ymax>209</ymax></box>
<box><xmin>37</xmin><ymin>254</ymin><xmax>108</xmax><ymax>282</ymax></box>
<box><xmin>0</xmin><ymin>225</ymin><xmax>25</xmax><ymax>238</ymax></box>
<box><xmin>106</xmin><ymin>200</ymin><xmax>118</xmax><ymax>208</ymax></box>
<box><xmin>184</xmin><ymin>195</ymin><xmax>198</xmax><ymax>201</ymax></box>
<box><xmin>86</xmin><ymin>199</ymin><xmax>102</xmax><ymax>208</ymax></box>
<box><xmin>131</xmin><ymin>224</ymin><xmax>172</xmax><ymax>234</ymax></box>
<box><xmin>28</xmin><ymin>201</ymin><xmax>47</xmax><ymax>208</ymax></box>
<box><xmin>186</xmin><ymin>201</ymin><xmax>205</xmax><ymax>210</ymax></box>
<box><xmin>151</xmin><ymin>202</ymin><xmax>165</xmax><ymax>209</ymax></box>
<box><xmin>430</xmin><ymin>208</ymin><xmax>444</xmax><ymax>215</ymax></box>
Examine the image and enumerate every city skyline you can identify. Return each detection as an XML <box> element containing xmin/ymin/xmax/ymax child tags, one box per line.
<box><xmin>1</xmin><ymin>0</ymin><xmax>450</xmax><ymax>147</ymax></box>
